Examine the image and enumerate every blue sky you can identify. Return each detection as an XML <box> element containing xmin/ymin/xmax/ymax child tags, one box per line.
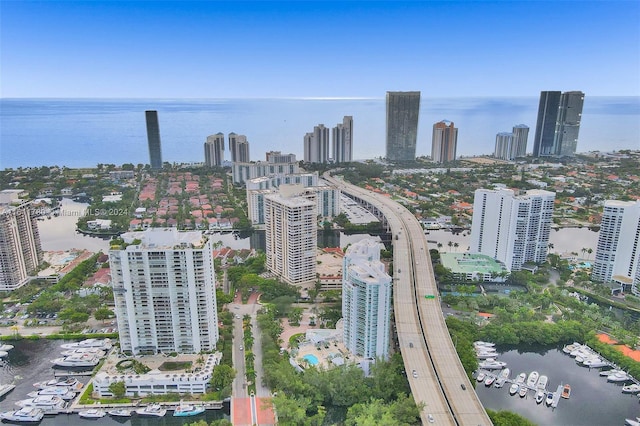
<box><xmin>1</xmin><ymin>1</ymin><xmax>639</xmax><ymax>98</ymax></box>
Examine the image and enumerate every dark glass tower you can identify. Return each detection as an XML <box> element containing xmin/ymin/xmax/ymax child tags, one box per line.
<box><xmin>145</xmin><ymin>110</ymin><xmax>163</xmax><ymax>169</ymax></box>
<box><xmin>385</xmin><ymin>91</ymin><xmax>420</xmax><ymax>162</ymax></box>
<box><xmin>533</xmin><ymin>91</ymin><xmax>584</xmax><ymax>157</ymax></box>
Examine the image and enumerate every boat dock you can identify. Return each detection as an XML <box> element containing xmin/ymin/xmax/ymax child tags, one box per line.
<box><xmin>551</xmin><ymin>385</ymin><xmax>563</xmax><ymax>408</ymax></box>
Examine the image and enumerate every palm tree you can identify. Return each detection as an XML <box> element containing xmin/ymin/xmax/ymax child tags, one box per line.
<box><xmin>437</xmin><ymin>242</ymin><xmax>443</xmax><ymax>252</ymax></box>
<box><xmin>448</xmin><ymin>241</ymin><xmax>453</xmax><ymax>251</ymax></box>
<box><xmin>587</xmin><ymin>248</ymin><xmax>593</xmax><ymax>260</ymax></box>
<box><xmin>548</xmin><ymin>243</ymin><xmax>554</xmax><ymax>252</ymax></box>
<box><xmin>453</xmin><ymin>242</ymin><xmax>459</xmax><ymax>252</ymax></box>
<box><xmin>581</xmin><ymin>248</ymin><xmax>587</xmax><ymax>259</ymax></box>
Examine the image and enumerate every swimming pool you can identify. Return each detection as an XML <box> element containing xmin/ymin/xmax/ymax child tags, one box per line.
<box><xmin>303</xmin><ymin>354</ymin><xmax>319</xmax><ymax>366</ymax></box>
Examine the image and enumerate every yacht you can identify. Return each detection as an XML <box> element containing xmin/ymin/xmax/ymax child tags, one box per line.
<box><xmin>34</xmin><ymin>377</ymin><xmax>82</xmax><ymax>390</ymax></box>
<box><xmin>79</xmin><ymin>408</ymin><xmax>106</xmax><ymax>419</ymax></box>
<box><xmin>622</xmin><ymin>384</ymin><xmax>640</xmax><ymax>394</ymax></box>
<box><xmin>527</xmin><ymin>371</ymin><xmax>539</xmax><ymax>388</ymax></box>
<box><xmin>600</xmin><ymin>368</ymin><xmax>622</xmax><ymax>377</ymax></box>
<box><xmin>0</xmin><ymin>407</ymin><xmax>45</xmax><ymax>423</ymax></box>
<box><xmin>0</xmin><ymin>344</ymin><xmax>14</xmax><ymax>352</ymax></box>
<box><xmin>173</xmin><ymin>402</ymin><xmax>206</xmax><ymax>417</ymax></box>
<box><xmin>0</xmin><ymin>384</ymin><xmax>16</xmax><ymax>399</ymax></box>
<box><xmin>518</xmin><ymin>386</ymin><xmax>528</xmax><ymax>398</ymax></box>
<box><xmin>16</xmin><ymin>395</ymin><xmax>66</xmax><ymax>413</ymax></box>
<box><xmin>28</xmin><ymin>387</ymin><xmax>76</xmax><ymax>400</ymax></box>
<box><xmin>545</xmin><ymin>392</ymin><xmax>554</xmax><ymax>406</ymax></box>
<box><xmin>583</xmin><ymin>357</ymin><xmax>608</xmax><ymax>368</ymax></box>
<box><xmin>473</xmin><ymin>341</ymin><xmax>495</xmax><ymax>348</ymax></box>
<box><xmin>608</xmin><ymin>371</ymin><xmax>632</xmax><ymax>382</ymax></box>
<box><xmin>561</xmin><ymin>384</ymin><xmax>571</xmax><ymax>399</ymax></box>
<box><xmin>515</xmin><ymin>372</ymin><xmax>527</xmax><ymax>384</ymax></box>
<box><xmin>51</xmin><ymin>353</ymin><xmax>100</xmax><ymax>368</ymax></box>
<box><xmin>478</xmin><ymin>359</ymin><xmax>507</xmax><ymax>370</ymax></box>
<box><xmin>0</xmin><ymin>351</ymin><xmax>8</xmax><ymax>358</ymax></box>
<box><xmin>535</xmin><ymin>390</ymin><xmax>545</xmax><ymax>404</ymax></box>
<box><xmin>625</xmin><ymin>417</ymin><xmax>640</xmax><ymax>426</ymax></box>
<box><xmin>537</xmin><ymin>375</ymin><xmax>548</xmax><ymax>390</ymax></box>
<box><xmin>476</xmin><ymin>372</ymin><xmax>486</xmax><ymax>382</ymax></box>
<box><xmin>60</xmin><ymin>348</ymin><xmax>106</xmax><ymax>358</ymax></box>
<box><xmin>60</xmin><ymin>338</ymin><xmax>112</xmax><ymax>351</ymax></box>
<box><xmin>484</xmin><ymin>375</ymin><xmax>496</xmax><ymax>386</ymax></box>
<box><xmin>562</xmin><ymin>342</ymin><xmax>581</xmax><ymax>354</ymax></box>
<box><xmin>476</xmin><ymin>350</ymin><xmax>498</xmax><ymax>359</ymax></box>
<box><xmin>508</xmin><ymin>383</ymin><xmax>519</xmax><ymax>396</ymax></box>
<box><xmin>108</xmin><ymin>408</ymin><xmax>132</xmax><ymax>418</ymax></box>
<box><xmin>499</xmin><ymin>368</ymin><xmax>510</xmax><ymax>379</ymax></box>
<box><xmin>494</xmin><ymin>377</ymin><xmax>506</xmax><ymax>388</ymax></box>
<box><xmin>136</xmin><ymin>403</ymin><xmax>167</xmax><ymax>417</ymax></box>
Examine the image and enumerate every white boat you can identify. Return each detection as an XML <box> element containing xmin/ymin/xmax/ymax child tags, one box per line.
<box><xmin>173</xmin><ymin>402</ymin><xmax>206</xmax><ymax>417</ymax></box>
<box><xmin>518</xmin><ymin>386</ymin><xmax>528</xmax><ymax>397</ymax></box>
<box><xmin>0</xmin><ymin>383</ymin><xmax>16</xmax><ymax>398</ymax></box>
<box><xmin>60</xmin><ymin>338</ymin><xmax>112</xmax><ymax>351</ymax></box>
<box><xmin>562</xmin><ymin>342</ymin><xmax>580</xmax><ymax>354</ymax></box>
<box><xmin>600</xmin><ymin>368</ymin><xmax>622</xmax><ymax>377</ymax></box>
<box><xmin>60</xmin><ymin>348</ymin><xmax>106</xmax><ymax>358</ymax></box>
<box><xmin>515</xmin><ymin>372</ymin><xmax>526</xmax><ymax>384</ymax></box>
<box><xmin>0</xmin><ymin>407</ymin><xmax>45</xmax><ymax>422</ymax></box>
<box><xmin>108</xmin><ymin>408</ymin><xmax>132</xmax><ymax>417</ymax></box>
<box><xmin>0</xmin><ymin>344</ymin><xmax>14</xmax><ymax>351</ymax></box>
<box><xmin>27</xmin><ymin>386</ymin><xmax>76</xmax><ymax>400</ymax></box>
<box><xmin>0</xmin><ymin>351</ymin><xmax>8</xmax><ymax>358</ymax></box>
<box><xmin>527</xmin><ymin>371</ymin><xmax>539</xmax><ymax>388</ymax></box>
<box><xmin>34</xmin><ymin>377</ymin><xmax>83</xmax><ymax>390</ymax></box>
<box><xmin>16</xmin><ymin>395</ymin><xmax>66</xmax><ymax>413</ymax></box>
<box><xmin>583</xmin><ymin>357</ymin><xmax>608</xmax><ymax>368</ymax></box>
<box><xmin>499</xmin><ymin>368</ymin><xmax>510</xmax><ymax>379</ymax></box>
<box><xmin>484</xmin><ymin>375</ymin><xmax>495</xmax><ymax>386</ymax></box>
<box><xmin>478</xmin><ymin>359</ymin><xmax>507</xmax><ymax>370</ymax></box>
<box><xmin>51</xmin><ymin>353</ymin><xmax>100</xmax><ymax>367</ymax></box>
<box><xmin>135</xmin><ymin>403</ymin><xmax>167</xmax><ymax>417</ymax></box>
<box><xmin>509</xmin><ymin>383</ymin><xmax>519</xmax><ymax>395</ymax></box>
<box><xmin>476</xmin><ymin>350</ymin><xmax>498</xmax><ymax>359</ymax></box>
<box><xmin>622</xmin><ymin>384</ymin><xmax>640</xmax><ymax>394</ymax></box>
<box><xmin>79</xmin><ymin>408</ymin><xmax>106</xmax><ymax>419</ymax></box>
<box><xmin>537</xmin><ymin>375</ymin><xmax>548</xmax><ymax>390</ymax></box>
<box><xmin>474</xmin><ymin>341</ymin><xmax>495</xmax><ymax>348</ymax></box>
<box><xmin>476</xmin><ymin>372</ymin><xmax>486</xmax><ymax>382</ymax></box>
<box><xmin>535</xmin><ymin>390</ymin><xmax>545</xmax><ymax>404</ymax></box>
<box><xmin>608</xmin><ymin>371</ymin><xmax>632</xmax><ymax>382</ymax></box>
<box><xmin>625</xmin><ymin>417</ymin><xmax>640</xmax><ymax>426</ymax></box>
<box><xmin>545</xmin><ymin>392</ymin><xmax>554</xmax><ymax>406</ymax></box>
<box><xmin>494</xmin><ymin>377</ymin><xmax>506</xmax><ymax>388</ymax></box>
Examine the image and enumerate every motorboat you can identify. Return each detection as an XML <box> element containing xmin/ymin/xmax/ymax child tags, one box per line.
<box><xmin>622</xmin><ymin>384</ymin><xmax>640</xmax><ymax>394</ymax></box>
<box><xmin>60</xmin><ymin>338</ymin><xmax>112</xmax><ymax>351</ymax></box>
<box><xmin>608</xmin><ymin>371</ymin><xmax>632</xmax><ymax>382</ymax></box>
<box><xmin>600</xmin><ymin>368</ymin><xmax>622</xmax><ymax>377</ymax></box>
<box><xmin>537</xmin><ymin>375</ymin><xmax>548</xmax><ymax>390</ymax></box>
<box><xmin>136</xmin><ymin>403</ymin><xmax>167</xmax><ymax>417</ymax></box>
<box><xmin>562</xmin><ymin>342</ymin><xmax>581</xmax><ymax>354</ymax></box>
<box><xmin>79</xmin><ymin>408</ymin><xmax>106</xmax><ymax>419</ymax></box>
<box><xmin>173</xmin><ymin>402</ymin><xmax>206</xmax><ymax>417</ymax></box>
<box><xmin>16</xmin><ymin>395</ymin><xmax>66</xmax><ymax>413</ymax></box>
<box><xmin>515</xmin><ymin>372</ymin><xmax>526</xmax><ymax>384</ymax></box>
<box><xmin>0</xmin><ymin>344</ymin><xmax>14</xmax><ymax>352</ymax></box>
<box><xmin>561</xmin><ymin>384</ymin><xmax>571</xmax><ymax>399</ymax></box>
<box><xmin>478</xmin><ymin>359</ymin><xmax>507</xmax><ymax>370</ymax></box>
<box><xmin>625</xmin><ymin>417</ymin><xmax>640</xmax><ymax>426</ymax></box>
<box><xmin>474</xmin><ymin>341</ymin><xmax>495</xmax><ymax>348</ymax></box>
<box><xmin>60</xmin><ymin>348</ymin><xmax>106</xmax><ymax>358</ymax></box>
<box><xmin>0</xmin><ymin>351</ymin><xmax>8</xmax><ymax>358</ymax></box>
<box><xmin>51</xmin><ymin>353</ymin><xmax>100</xmax><ymax>368</ymax></box>
<box><xmin>108</xmin><ymin>408</ymin><xmax>132</xmax><ymax>417</ymax></box>
<box><xmin>509</xmin><ymin>383</ymin><xmax>519</xmax><ymax>396</ymax></box>
<box><xmin>476</xmin><ymin>350</ymin><xmax>498</xmax><ymax>359</ymax></box>
<box><xmin>34</xmin><ymin>377</ymin><xmax>82</xmax><ymax>390</ymax></box>
<box><xmin>499</xmin><ymin>368</ymin><xmax>510</xmax><ymax>379</ymax></box>
<box><xmin>535</xmin><ymin>390</ymin><xmax>545</xmax><ymax>404</ymax></box>
<box><xmin>527</xmin><ymin>371</ymin><xmax>539</xmax><ymax>388</ymax></box>
<box><xmin>494</xmin><ymin>377</ymin><xmax>506</xmax><ymax>388</ymax></box>
<box><xmin>545</xmin><ymin>392</ymin><xmax>554</xmax><ymax>406</ymax></box>
<box><xmin>583</xmin><ymin>357</ymin><xmax>608</xmax><ymax>368</ymax></box>
<box><xmin>28</xmin><ymin>386</ymin><xmax>76</xmax><ymax>400</ymax></box>
<box><xmin>0</xmin><ymin>407</ymin><xmax>45</xmax><ymax>423</ymax></box>
<box><xmin>0</xmin><ymin>384</ymin><xmax>16</xmax><ymax>399</ymax></box>
<box><xmin>518</xmin><ymin>386</ymin><xmax>528</xmax><ymax>398</ymax></box>
<box><xmin>476</xmin><ymin>372</ymin><xmax>486</xmax><ymax>382</ymax></box>
<box><xmin>484</xmin><ymin>375</ymin><xmax>496</xmax><ymax>386</ymax></box>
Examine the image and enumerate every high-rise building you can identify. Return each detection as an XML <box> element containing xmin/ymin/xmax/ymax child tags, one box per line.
<box><xmin>494</xmin><ymin>132</ymin><xmax>514</xmax><ymax>161</ymax></box>
<box><xmin>145</xmin><ymin>110</ymin><xmax>163</xmax><ymax>169</ymax></box>
<box><xmin>204</xmin><ymin>133</ymin><xmax>225</xmax><ymax>167</ymax></box>
<box><xmin>431</xmin><ymin>120</ymin><xmax>458</xmax><ymax>163</ymax></box>
<box><xmin>342</xmin><ymin>239</ymin><xmax>392</xmax><ymax>360</ymax></box>
<box><xmin>470</xmin><ymin>188</ymin><xmax>555</xmax><ymax>271</ymax></box>
<box><xmin>511</xmin><ymin>124</ymin><xmax>529</xmax><ymax>158</ymax></box>
<box><xmin>533</xmin><ymin>91</ymin><xmax>584</xmax><ymax>157</ymax></box>
<box><xmin>109</xmin><ymin>229</ymin><xmax>218</xmax><ymax>355</ymax></box>
<box><xmin>303</xmin><ymin>124</ymin><xmax>330</xmax><ymax>164</ymax></box>
<box><xmin>332</xmin><ymin>116</ymin><xmax>353</xmax><ymax>163</ymax></box>
<box><xmin>592</xmin><ymin>200</ymin><xmax>640</xmax><ymax>295</ymax></box>
<box><xmin>229</xmin><ymin>133</ymin><xmax>250</xmax><ymax>163</ymax></box>
<box><xmin>265</xmin><ymin>151</ymin><xmax>297</xmax><ymax>163</ymax></box>
<box><xmin>385</xmin><ymin>91</ymin><xmax>421</xmax><ymax>162</ymax></box>
<box><xmin>264</xmin><ymin>185</ymin><xmax>316</xmax><ymax>285</ymax></box>
<box><xmin>0</xmin><ymin>201</ymin><xmax>42</xmax><ymax>291</ymax></box>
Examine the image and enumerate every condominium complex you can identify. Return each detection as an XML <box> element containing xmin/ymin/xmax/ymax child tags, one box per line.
<box><xmin>145</xmin><ymin>110</ymin><xmax>163</xmax><ymax>169</ymax></box>
<box><xmin>592</xmin><ymin>200</ymin><xmax>640</xmax><ymax>295</ymax></box>
<box><xmin>385</xmin><ymin>91</ymin><xmax>421</xmax><ymax>162</ymax></box>
<box><xmin>342</xmin><ymin>239</ymin><xmax>391</xmax><ymax>360</ymax></box>
<box><xmin>332</xmin><ymin>116</ymin><xmax>353</xmax><ymax>163</ymax></box>
<box><xmin>494</xmin><ymin>125</ymin><xmax>529</xmax><ymax>161</ymax></box>
<box><xmin>431</xmin><ymin>120</ymin><xmax>458</xmax><ymax>163</ymax></box>
<box><xmin>0</xmin><ymin>201</ymin><xmax>42</xmax><ymax>291</ymax></box>
<box><xmin>232</xmin><ymin>155</ymin><xmax>300</xmax><ymax>184</ymax></box>
<box><xmin>229</xmin><ymin>133</ymin><xmax>250</xmax><ymax>163</ymax></box>
<box><xmin>204</xmin><ymin>133</ymin><xmax>225</xmax><ymax>167</ymax></box>
<box><xmin>264</xmin><ymin>185</ymin><xmax>316</xmax><ymax>285</ymax></box>
<box><xmin>109</xmin><ymin>228</ymin><xmax>218</xmax><ymax>355</ymax></box>
<box><xmin>303</xmin><ymin>124</ymin><xmax>330</xmax><ymax>164</ymax></box>
<box><xmin>265</xmin><ymin>151</ymin><xmax>297</xmax><ymax>163</ymax></box>
<box><xmin>470</xmin><ymin>188</ymin><xmax>555</xmax><ymax>271</ymax></box>
<box><xmin>494</xmin><ymin>132</ymin><xmax>514</xmax><ymax>161</ymax></box>
<box><xmin>533</xmin><ymin>91</ymin><xmax>585</xmax><ymax>157</ymax></box>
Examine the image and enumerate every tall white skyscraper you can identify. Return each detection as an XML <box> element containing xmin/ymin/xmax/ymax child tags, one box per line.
<box><xmin>204</xmin><ymin>133</ymin><xmax>225</xmax><ymax>167</ymax></box>
<box><xmin>342</xmin><ymin>239</ymin><xmax>391</xmax><ymax>360</ymax></box>
<box><xmin>0</xmin><ymin>201</ymin><xmax>42</xmax><ymax>291</ymax></box>
<box><xmin>470</xmin><ymin>188</ymin><xmax>555</xmax><ymax>271</ymax></box>
<box><xmin>494</xmin><ymin>132</ymin><xmax>514</xmax><ymax>161</ymax></box>
<box><xmin>332</xmin><ymin>116</ymin><xmax>353</xmax><ymax>163</ymax></box>
<box><xmin>511</xmin><ymin>124</ymin><xmax>529</xmax><ymax>158</ymax></box>
<box><xmin>264</xmin><ymin>185</ymin><xmax>317</xmax><ymax>285</ymax></box>
<box><xmin>229</xmin><ymin>133</ymin><xmax>250</xmax><ymax>163</ymax></box>
<box><xmin>303</xmin><ymin>124</ymin><xmax>330</xmax><ymax>163</ymax></box>
<box><xmin>109</xmin><ymin>229</ymin><xmax>218</xmax><ymax>355</ymax></box>
<box><xmin>592</xmin><ymin>200</ymin><xmax>640</xmax><ymax>295</ymax></box>
<box><xmin>431</xmin><ymin>120</ymin><xmax>458</xmax><ymax>163</ymax></box>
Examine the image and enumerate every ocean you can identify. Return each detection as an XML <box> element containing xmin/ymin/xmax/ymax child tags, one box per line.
<box><xmin>1</xmin><ymin>97</ymin><xmax>639</xmax><ymax>169</ymax></box>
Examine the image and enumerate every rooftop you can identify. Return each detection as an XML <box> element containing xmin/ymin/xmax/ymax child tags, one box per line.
<box><xmin>120</xmin><ymin>228</ymin><xmax>206</xmax><ymax>249</ymax></box>
<box><xmin>440</xmin><ymin>252</ymin><xmax>505</xmax><ymax>275</ymax></box>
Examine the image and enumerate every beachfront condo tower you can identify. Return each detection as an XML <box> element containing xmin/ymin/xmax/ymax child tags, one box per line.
<box><xmin>385</xmin><ymin>91</ymin><xmax>421</xmax><ymax>162</ymax></box>
<box><xmin>533</xmin><ymin>91</ymin><xmax>584</xmax><ymax>157</ymax></box>
<box><xmin>145</xmin><ymin>110</ymin><xmax>163</xmax><ymax>169</ymax></box>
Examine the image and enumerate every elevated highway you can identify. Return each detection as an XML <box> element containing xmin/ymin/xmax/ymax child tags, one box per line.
<box><xmin>325</xmin><ymin>174</ymin><xmax>491</xmax><ymax>426</ymax></box>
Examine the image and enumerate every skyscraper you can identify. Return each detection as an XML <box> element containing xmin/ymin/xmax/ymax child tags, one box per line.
<box><xmin>470</xmin><ymin>188</ymin><xmax>555</xmax><ymax>271</ymax></box>
<box><xmin>0</xmin><ymin>201</ymin><xmax>42</xmax><ymax>291</ymax></box>
<box><xmin>385</xmin><ymin>91</ymin><xmax>420</xmax><ymax>162</ymax></box>
<box><xmin>109</xmin><ymin>229</ymin><xmax>218</xmax><ymax>355</ymax></box>
<box><xmin>264</xmin><ymin>185</ymin><xmax>316</xmax><ymax>285</ymax></box>
<box><xmin>431</xmin><ymin>120</ymin><xmax>458</xmax><ymax>163</ymax></box>
<box><xmin>332</xmin><ymin>116</ymin><xmax>353</xmax><ymax>163</ymax></box>
<box><xmin>511</xmin><ymin>124</ymin><xmax>529</xmax><ymax>158</ymax></box>
<box><xmin>592</xmin><ymin>200</ymin><xmax>640</xmax><ymax>295</ymax></box>
<box><xmin>204</xmin><ymin>133</ymin><xmax>225</xmax><ymax>167</ymax></box>
<box><xmin>303</xmin><ymin>124</ymin><xmax>330</xmax><ymax>163</ymax></box>
<box><xmin>494</xmin><ymin>132</ymin><xmax>514</xmax><ymax>161</ymax></box>
<box><xmin>229</xmin><ymin>133</ymin><xmax>250</xmax><ymax>163</ymax></box>
<box><xmin>145</xmin><ymin>110</ymin><xmax>163</xmax><ymax>169</ymax></box>
<box><xmin>533</xmin><ymin>91</ymin><xmax>584</xmax><ymax>157</ymax></box>
<box><xmin>342</xmin><ymin>239</ymin><xmax>391</xmax><ymax>360</ymax></box>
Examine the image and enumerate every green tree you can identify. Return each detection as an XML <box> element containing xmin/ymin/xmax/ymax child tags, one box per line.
<box><xmin>94</xmin><ymin>307</ymin><xmax>114</xmax><ymax>323</ymax></box>
<box><xmin>108</xmin><ymin>381</ymin><xmax>126</xmax><ymax>398</ymax></box>
<box><xmin>210</xmin><ymin>364</ymin><xmax>236</xmax><ymax>398</ymax></box>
